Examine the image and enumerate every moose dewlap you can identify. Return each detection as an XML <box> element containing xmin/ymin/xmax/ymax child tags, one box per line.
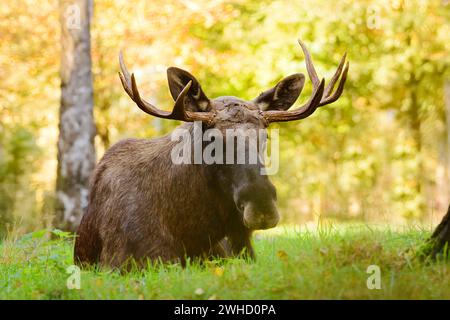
<box><xmin>74</xmin><ymin>39</ymin><xmax>348</xmax><ymax>268</ymax></box>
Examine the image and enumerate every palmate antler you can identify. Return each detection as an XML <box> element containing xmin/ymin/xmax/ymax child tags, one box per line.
<box><xmin>118</xmin><ymin>52</ymin><xmax>215</xmax><ymax>123</ymax></box>
<box><xmin>261</xmin><ymin>39</ymin><xmax>349</xmax><ymax>123</ymax></box>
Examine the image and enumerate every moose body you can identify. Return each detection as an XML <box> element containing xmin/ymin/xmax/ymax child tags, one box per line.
<box><xmin>75</xmin><ymin>125</ymin><xmax>266</xmax><ymax>267</ymax></box>
<box><xmin>74</xmin><ymin>40</ymin><xmax>348</xmax><ymax>268</ymax></box>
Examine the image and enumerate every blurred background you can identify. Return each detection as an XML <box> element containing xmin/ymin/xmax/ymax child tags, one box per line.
<box><xmin>0</xmin><ymin>0</ymin><xmax>449</xmax><ymax>237</ymax></box>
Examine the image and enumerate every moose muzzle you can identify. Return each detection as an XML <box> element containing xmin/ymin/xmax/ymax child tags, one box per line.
<box><xmin>242</xmin><ymin>201</ymin><xmax>280</xmax><ymax>230</ymax></box>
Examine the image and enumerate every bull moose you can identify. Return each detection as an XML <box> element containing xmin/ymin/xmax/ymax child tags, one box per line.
<box><xmin>74</xmin><ymin>40</ymin><xmax>349</xmax><ymax>268</ymax></box>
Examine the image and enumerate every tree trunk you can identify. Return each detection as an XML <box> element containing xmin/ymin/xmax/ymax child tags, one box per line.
<box><xmin>419</xmin><ymin>80</ymin><xmax>450</xmax><ymax>259</ymax></box>
<box><xmin>426</xmin><ymin>205</ymin><xmax>450</xmax><ymax>258</ymax></box>
<box><xmin>55</xmin><ymin>0</ymin><xmax>96</xmax><ymax>232</ymax></box>
<box><xmin>445</xmin><ymin>81</ymin><xmax>450</xmax><ymax>200</ymax></box>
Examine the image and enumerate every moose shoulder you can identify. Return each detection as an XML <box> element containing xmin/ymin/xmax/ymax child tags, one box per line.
<box><xmin>74</xmin><ymin>40</ymin><xmax>349</xmax><ymax>268</ymax></box>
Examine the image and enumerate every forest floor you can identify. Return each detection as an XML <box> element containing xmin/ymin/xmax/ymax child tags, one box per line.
<box><xmin>1</xmin><ymin>224</ymin><xmax>449</xmax><ymax>299</ymax></box>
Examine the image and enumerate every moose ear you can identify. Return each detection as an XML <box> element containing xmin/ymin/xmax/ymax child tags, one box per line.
<box><xmin>167</xmin><ymin>67</ymin><xmax>211</xmax><ymax>111</ymax></box>
<box><xmin>253</xmin><ymin>73</ymin><xmax>305</xmax><ymax>111</ymax></box>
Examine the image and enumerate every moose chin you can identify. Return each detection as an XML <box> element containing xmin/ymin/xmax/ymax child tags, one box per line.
<box><xmin>74</xmin><ymin>39</ymin><xmax>349</xmax><ymax>269</ymax></box>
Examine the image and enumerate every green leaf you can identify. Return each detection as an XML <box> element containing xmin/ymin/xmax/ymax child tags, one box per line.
<box><xmin>51</xmin><ymin>229</ymin><xmax>72</xmax><ymax>239</ymax></box>
<box><xmin>31</xmin><ymin>229</ymin><xmax>49</xmax><ymax>239</ymax></box>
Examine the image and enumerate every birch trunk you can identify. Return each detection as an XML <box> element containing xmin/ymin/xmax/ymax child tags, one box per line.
<box><xmin>55</xmin><ymin>0</ymin><xmax>96</xmax><ymax>232</ymax></box>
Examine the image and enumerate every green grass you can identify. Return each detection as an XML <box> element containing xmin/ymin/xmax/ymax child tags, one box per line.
<box><xmin>1</xmin><ymin>224</ymin><xmax>449</xmax><ymax>299</ymax></box>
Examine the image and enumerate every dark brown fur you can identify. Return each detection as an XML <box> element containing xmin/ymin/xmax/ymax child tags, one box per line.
<box><xmin>75</xmin><ymin>87</ymin><xmax>288</xmax><ymax>267</ymax></box>
<box><xmin>75</xmin><ymin>120</ymin><xmax>268</xmax><ymax>268</ymax></box>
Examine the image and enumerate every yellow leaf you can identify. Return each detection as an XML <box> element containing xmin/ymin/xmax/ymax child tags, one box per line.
<box><xmin>277</xmin><ymin>250</ymin><xmax>288</xmax><ymax>261</ymax></box>
<box><xmin>213</xmin><ymin>267</ymin><xmax>224</xmax><ymax>277</ymax></box>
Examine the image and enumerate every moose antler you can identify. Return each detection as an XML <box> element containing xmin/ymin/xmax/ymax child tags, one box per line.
<box><xmin>118</xmin><ymin>52</ymin><xmax>215</xmax><ymax>123</ymax></box>
<box><xmin>262</xmin><ymin>39</ymin><xmax>349</xmax><ymax>123</ymax></box>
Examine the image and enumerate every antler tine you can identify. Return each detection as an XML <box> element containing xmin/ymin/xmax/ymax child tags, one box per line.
<box><xmin>297</xmin><ymin>39</ymin><xmax>321</xmax><ymax>88</ymax></box>
<box><xmin>320</xmin><ymin>61</ymin><xmax>349</xmax><ymax>105</ymax></box>
<box><xmin>298</xmin><ymin>39</ymin><xmax>349</xmax><ymax>106</ymax></box>
<box><xmin>119</xmin><ymin>52</ymin><xmax>215</xmax><ymax>123</ymax></box>
<box><xmin>261</xmin><ymin>39</ymin><xmax>348</xmax><ymax>123</ymax></box>
<box><xmin>323</xmin><ymin>52</ymin><xmax>347</xmax><ymax>98</ymax></box>
<box><xmin>118</xmin><ymin>51</ymin><xmax>134</xmax><ymax>99</ymax></box>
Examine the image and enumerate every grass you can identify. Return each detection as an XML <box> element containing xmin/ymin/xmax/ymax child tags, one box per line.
<box><xmin>1</xmin><ymin>223</ymin><xmax>450</xmax><ymax>300</ymax></box>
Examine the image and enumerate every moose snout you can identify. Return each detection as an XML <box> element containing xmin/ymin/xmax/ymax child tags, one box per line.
<box><xmin>233</xmin><ymin>180</ymin><xmax>279</xmax><ymax>230</ymax></box>
<box><xmin>242</xmin><ymin>201</ymin><xmax>280</xmax><ymax>230</ymax></box>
